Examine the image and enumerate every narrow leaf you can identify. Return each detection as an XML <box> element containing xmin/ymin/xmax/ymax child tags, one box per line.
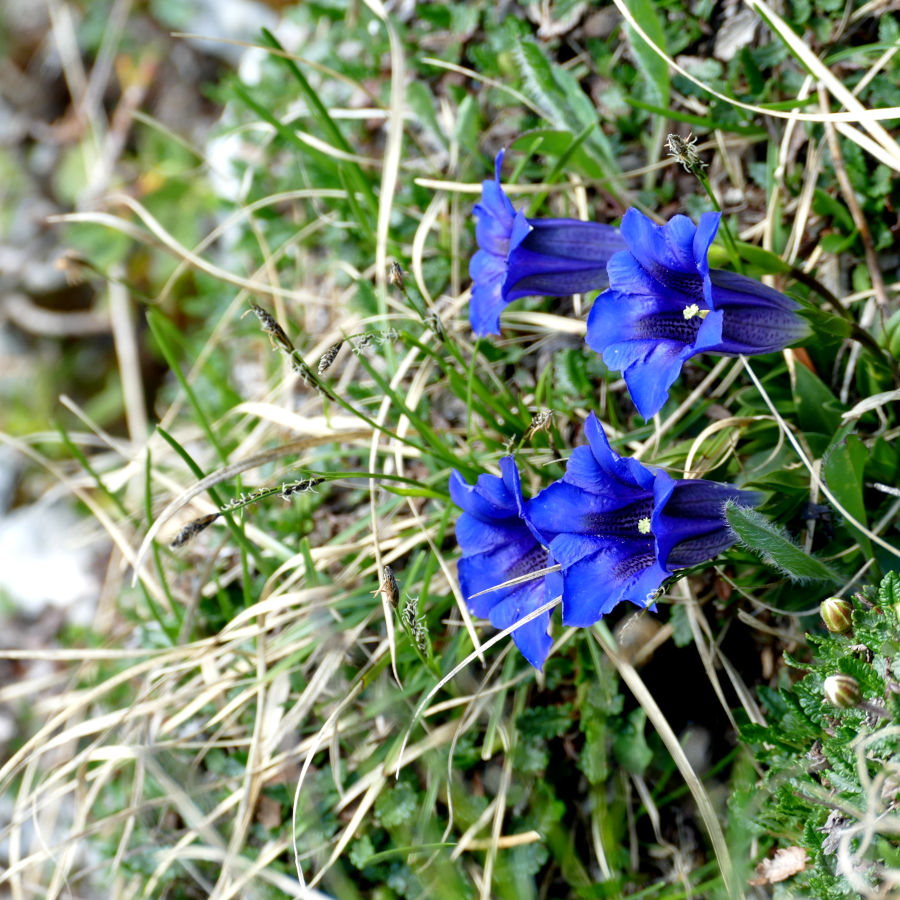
<box><xmin>726</xmin><ymin>501</ymin><xmax>841</xmax><ymax>583</ymax></box>
<box><xmin>622</xmin><ymin>0</ymin><xmax>669</xmax><ymax>108</ymax></box>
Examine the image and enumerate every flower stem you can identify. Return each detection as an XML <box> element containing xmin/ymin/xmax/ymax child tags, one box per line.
<box><xmin>696</xmin><ymin>171</ymin><xmax>744</xmax><ymax>275</ymax></box>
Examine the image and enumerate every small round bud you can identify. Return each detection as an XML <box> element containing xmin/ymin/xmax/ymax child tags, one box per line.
<box><xmin>823</xmin><ymin>674</ymin><xmax>861</xmax><ymax>709</ymax></box>
<box><xmin>820</xmin><ymin>597</ymin><xmax>853</xmax><ymax>634</ymax></box>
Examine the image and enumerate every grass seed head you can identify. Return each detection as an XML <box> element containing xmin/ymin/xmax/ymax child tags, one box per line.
<box><xmin>170</xmin><ymin>513</ymin><xmax>220</xmax><ymax>548</ymax></box>
<box><xmin>317</xmin><ymin>341</ymin><xmax>342</xmax><ymax>374</ymax></box>
<box><xmin>666</xmin><ymin>131</ymin><xmax>707</xmax><ymax>175</ymax></box>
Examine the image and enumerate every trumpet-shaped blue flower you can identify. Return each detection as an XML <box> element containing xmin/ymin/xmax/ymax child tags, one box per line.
<box><xmin>525</xmin><ymin>414</ymin><xmax>759</xmax><ymax>627</ymax></box>
<box><xmin>470</xmin><ymin>151</ymin><xmax>626</xmax><ymax>336</ymax></box>
<box><xmin>586</xmin><ymin>208</ymin><xmax>811</xmax><ymax>419</ymax></box>
<box><xmin>450</xmin><ymin>457</ymin><xmax>562</xmax><ymax>669</ymax></box>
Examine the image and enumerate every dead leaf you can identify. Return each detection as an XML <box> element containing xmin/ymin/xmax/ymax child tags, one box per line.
<box><xmin>255</xmin><ymin>794</ymin><xmax>284</xmax><ymax>830</ymax></box>
<box><xmin>749</xmin><ymin>846</ymin><xmax>808</xmax><ymax>885</ymax></box>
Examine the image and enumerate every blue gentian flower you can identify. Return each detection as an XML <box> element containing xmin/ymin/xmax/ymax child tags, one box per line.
<box><xmin>585</xmin><ymin>208</ymin><xmax>811</xmax><ymax>420</ymax></box>
<box><xmin>470</xmin><ymin>150</ymin><xmax>626</xmax><ymax>336</ymax></box>
<box><xmin>525</xmin><ymin>413</ymin><xmax>758</xmax><ymax>627</ymax></box>
<box><xmin>450</xmin><ymin>457</ymin><xmax>562</xmax><ymax>669</ymax></box>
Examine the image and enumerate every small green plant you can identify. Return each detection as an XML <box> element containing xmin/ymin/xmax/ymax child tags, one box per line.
<box><xmin>740</xmin><ymin>572</ymin><xmax>900</xmax><ymax>897</ymax></box>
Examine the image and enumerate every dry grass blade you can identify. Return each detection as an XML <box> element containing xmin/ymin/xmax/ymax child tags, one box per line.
<box><xmin>593</xmin><ymin>625</ymin><xmax>740</xmax><ymax>900</ymax></box>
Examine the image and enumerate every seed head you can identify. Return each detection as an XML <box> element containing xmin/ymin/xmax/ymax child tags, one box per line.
<box><xmin>388</xmin><ymin>261</ymin><xmax>404</xmax><ymax>287</ymax></box>
<box><xmin>376</xmin><ymin>565</ymin><xmax>400</xmax><ymax>608</ymax></box>
<box><xmin>317</xmin><ymin>342</ymin><xmax>342</xmax><ymax>374</ymax></box>
<box><xmin>666</xmin><ymin>132</ymin><xmax>707</xmax><ymax>176</ymax></box>
<box><xmin>170</xmin><ymin>513</ymin><xmax>220</xmax><ymax>548</ymax></box>
<box><xmin>280</xmin><ymin>477</ymin><xmax>324</xmax><ymax>500</ymax></box>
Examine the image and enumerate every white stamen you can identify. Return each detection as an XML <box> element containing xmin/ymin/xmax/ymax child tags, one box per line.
<box><xmin>683</xmin><ymin>303</ymin><xmax>700</xmax><ymax>320</ymax></box>
<box><xmin>638</xmin><ymin>517</ymin><xmax>652</xmax><ymax>534</ymax></box>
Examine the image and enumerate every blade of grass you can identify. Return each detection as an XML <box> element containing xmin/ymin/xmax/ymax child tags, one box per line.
<box><xmin>259</xmin><ymin>29</ymin><xmax>379</xmax><ymax>224</ymax></box>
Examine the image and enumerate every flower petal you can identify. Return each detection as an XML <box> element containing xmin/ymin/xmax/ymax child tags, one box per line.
<box><xmin>449</xmin><ymin>469</ymin><xmax>515</xmax><ymax>521</ymax></box>
<box><xmin>654</xmin><ymin>479</ymin><xmax>761</xmax><ymax>568</ymax></box>
<box><xmin>488</xmin><ymin>578</ymin><xmax>554</xmax><ymax>670</ymax></box>
<box><xmin>620</xmin><ymin>208</ymin><xmax>718</xmax><ymax>299</ymax></box>
<box><xmin>620</xmin><ymin>340</ymin><xmax>699</xmax><ymax>421</ymax></box>
<box><xmin>557</xmin><ymin>542</ymin><xmax>667</xmax><ymax>626</ymax></box>
<box><xmin>468</xmin><ymin>154</ymin><xmax>623</xmax><ymax>335</ymax></box>
<box><xmin>709</xmin><ymin>269</ymin><xmax>811</xmax><ymax>353</ymax></box>
<box><xmin>452</xmin><ymin>457</ymin><xmax>558</xmax><ymax>669</ymax></box>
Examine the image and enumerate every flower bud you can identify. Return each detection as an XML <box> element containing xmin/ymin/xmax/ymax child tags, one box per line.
<box><xmin>820</xmin><ymin>597</ymin><xmax>853</xmax><ymax>634</ymax></box>
<box><xmin>823</xmin><ymin>674</ymin><xmax>861</xmax><ymax>709</ymax></box>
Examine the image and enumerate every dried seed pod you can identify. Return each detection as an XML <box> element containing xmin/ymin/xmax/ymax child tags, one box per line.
<box><xmin>170</xmin><ymin>513</ymin><xmax>220</xmax><ymax>548</ymax></box>
<box><xmin>377</xmin><ymin>565</ymin><xmax>400</xmax><ymax>607</ymax></box>
<box><xmin>823</xmin><ymin>674</ymin><xmax>861</xmax><ymax>709</ymax></box>
<box><xmin>245</xmin><ymin>302</ymin><xmax>294</xmax><ymax>353</ymax></box>
<box><xmin>388</xmin><ymin>261</ymin><xmax>404</xmax><ymax>287</ymax></box>
<box><xmin>400</xmin><ymin>594</ymin><xmax>430</xmax><ymax>655</ymax></box>
<box><xmin>523</xmin><ymin>409</ymin><xmax>553</xmax><ymax>442</ymax></box>
<box><xmin>280</xmin><ymin>477</ymin><xmax>324</xmax><ymax>500</ymax></box>
<box><xmin>424</xmin><ymin>309</ymin><xmax>445</xmax><ymax>340</ymax></box>
<box><xmin>666</xmin><ymin>131</ymin><xmax>707</xmax><ymax>175</ymax></box>
<box><xmin>805</xmin><ymin>740</ymin><xmax>828</xmax><ymax>773</ymax></box>
<box><xmin>55</xmin><ymin>250</ymin><xmax>90</xmax><ymax>286</ymax></box>
<box><xmin>820</xmin><ymin>597</ymin><xmax>853</xmax><ymax>634</ymax></box>
<box><xmin>317</xmin><ymin>341</ymin><xmax>342</xmax><ymax>374</ymax></box>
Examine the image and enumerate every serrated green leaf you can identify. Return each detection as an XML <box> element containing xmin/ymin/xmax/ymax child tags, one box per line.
<box><xmin>669</xmin><ymin>603</ymin><xmax>694</xmax><ymax>647</ymax></box>
<box><xmin>878</xmin><ymin>572</ymin><xmax>900</xmax><ymax>609</ymax></box>
<box><xmin>375</xmin><ymin>780</ymin><xmax>417</xmax><ymax>828</ymax></box>
<box><xmin>579</xmin><ymin>718</ymin><xmax>610</xmax><ymax>785</ymax></box>
<box><xmin>517</xmin><ymin>703</ymin><xmax>573</xmax><ymax>738</ymax></box>
<box><xmin>725</xmin><ymin>501</ymin><xmax>841</xmax><ymax>583</ymax></box>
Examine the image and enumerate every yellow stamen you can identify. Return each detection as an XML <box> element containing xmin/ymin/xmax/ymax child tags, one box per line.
<box><xmin>638</xmin><ymin>517</ymin><xmax>652</xmax><ymax>534</ymax></box>
<box><xmin>682</xmin><ymin>303</ymin><xmax>710</xmax><ymax>321</ymax></box>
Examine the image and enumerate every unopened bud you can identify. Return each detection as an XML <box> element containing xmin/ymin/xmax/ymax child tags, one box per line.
<box><xmin>820</xmin><ymin>597</ymin><xmax>853</xmax><ymax>634</ymax></box>
<box><xmin>823</xmin><ymin>674</ymin><xmax>861</xmax><ymax>709</ymax></box>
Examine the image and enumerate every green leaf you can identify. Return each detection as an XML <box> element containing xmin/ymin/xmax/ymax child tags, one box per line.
<box><xmin>823</xmin><ymin>432</ymin><xmax>872</xmax><ymax>558</ymax></box>
<box><xmin>669</xmin><ymin>603</ymin><xmax>694</xmax><ymax>647</ymax></box>
<box><xmin>725</xmin><ymin>501</ymin><xmax>841</xmax><ymax>583</ymax></box>
<box><xmin>622</xmin><ymin>0</ymin><xmax>670</xmax><ymax>108</ymax></box>
<box><xmin>812</xmin><ymin>188</ymin><xmax>855</xmax><ymax>232</ymax></box>
<box><xmin>613</xmin><ymin>708</ymin><xmax>653</xmax><ymax>776</ymax></box>
<box><xmin>517</xmin><ymin>704</ymin><xmax>574</xmax><ymax>739</ymax></box>
<box><xmin>877</xmin><ymin>571</ymin><xmax>900</xmax><ymax>609</ymax></box>
<box><xmin>820</xmin><ymin>229</ymin><xmax>859</xmax><ymax>254</ymax></box>
<box><xmin>408</xmin><ymin>80</ymin><xmax>448</xmax><ymax>149</ymax></box>
<box><xmin>731</xmin><ymin>240</ymin><xmax>791</xmax><ymax>274</ymax></box>
<box><xmin>512</xmin><ymin>40</ymin><xmax>620</xmax><ymax>182</ymax></box>
<box><xmin>792</xmin><ymin>364</ymin><xmax>845</xmax><ymax>435</ymax></box>
<box><xmin>454</xmin><ymin>94</ymin><xmax>481</xmax><ymax>153</ymax></box>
